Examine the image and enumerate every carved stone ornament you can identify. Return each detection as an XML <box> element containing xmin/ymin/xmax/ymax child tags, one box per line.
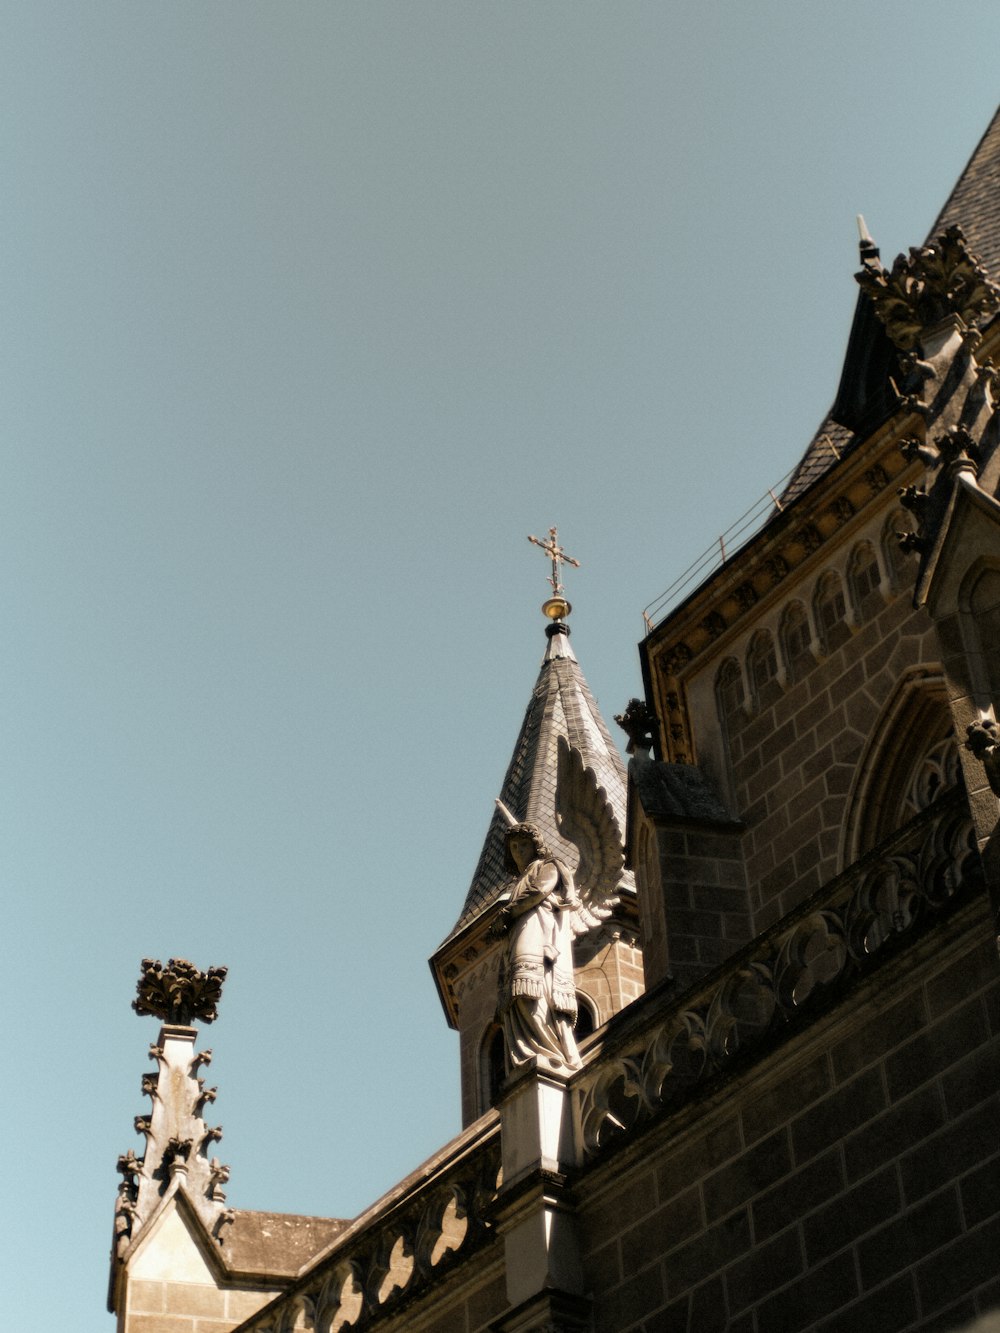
<box><xmin>661</xmin><ymin>643</ymin><xmax>692</xmax><ymax>677</ymax></box>
<box><xmin>857</xmin><ymin>225</ymin><xmax>1000</xmax><ymax>352</ymax></box>
<box><xmin>966</xmin><ymin>719</ymin><xmax>1000</xmax><ymax>797</ymax></box>
<box><xmin>614</xmin><ymin>698</ymin><xmax>655</xmax><ymax>756</ymax></box>
<box><xmin>575</xmin><ymin>792</ymin><xmax>978</xmax><ymax>1157</ymax></box>
<box><xmin>133</xmin><ymin>957</ymin><xmax>228</xmax><ymax>1026</ymax></box>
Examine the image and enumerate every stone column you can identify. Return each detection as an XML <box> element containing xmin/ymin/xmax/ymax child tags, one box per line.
<box><xmin>491</xmin><ymin>1061</ymin><xmax>590</xmax><ymax>1333</ymax></box>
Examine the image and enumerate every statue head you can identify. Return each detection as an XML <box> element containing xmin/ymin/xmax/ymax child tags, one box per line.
<box><xmin>503</xmin><ymin>822</ymin><xmax>549</xmax><ymax>873</ymax></box>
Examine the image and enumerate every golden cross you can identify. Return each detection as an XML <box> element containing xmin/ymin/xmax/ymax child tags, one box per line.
<box><xmin>527</xmin><ymin>526</ymin><xmax>580</xmax><ymax>596</ymax></box>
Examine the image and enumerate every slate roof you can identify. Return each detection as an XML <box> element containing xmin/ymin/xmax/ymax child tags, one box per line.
<box><xmin>221</xmin><ymin>1210</ymin><xmax>347</xmax><ymax>1278</ymax></box>
<box><xmin>446</xmin><ymin>623</ymin><xmax>634</xmax><ymax>940</ymax></box>
<box><xmin>780</xmin><ymin>103</ymin><xmax>1000</xmax><ymax>511</ymax></box>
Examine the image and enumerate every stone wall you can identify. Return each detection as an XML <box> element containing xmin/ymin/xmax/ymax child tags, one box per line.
<box><xmin>575</xmin><ymin>897</ymin><xmax>1000</xmax><ymax>1332</ymax></box>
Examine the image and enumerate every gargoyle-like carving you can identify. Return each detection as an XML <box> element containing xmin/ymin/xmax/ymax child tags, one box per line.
<box><xmin>661</xmin><ymin>644</ymin><xmax>692</xmax><ymax>677</ymax></box>
<box><xmin>209</xmin><ymin>1158</ymin><xmax>230</xmax><ymax>1201</ymax></box>
<box><xmin>614</xmin><ymin>698</ymin><xmax>655</xmax><ymax>756</ymax></box>
<box><xmin>141</xmin><ymin>1073</ymin><xmax>158</xmax><ymax>1099</ymax></box>
<box><xmin>117</xmin><ymin>1149</ymin><xmax>143</xmax><ymax>1183</ymax></box>
<box><xmin>858</xmin><ymin>225</ymin><xmax>1000</xmax><ymax>351</ymax></box>
<box><xmin>966</xmin><ymin>719</ymin><xmax>1000</xmax><ymax>796</ymax></box>
<box><xmin>191</xmin><ymin>1049</ymin><xmax>213</xmax><ymax>1074</ymax></box>
<box><xmin>701</xmin><ymin>610</ymin><xmax>727</xmax><ymax>639</ymax></box>
<box><xmin>735</xmin><ymin>581</ymin><xmax>759</xmax><ymax>611</ymax></box>
<box><xmin>133</xmin><ymin>958</ymin><xmax>228</xmax><ymax>1026</ymax></box>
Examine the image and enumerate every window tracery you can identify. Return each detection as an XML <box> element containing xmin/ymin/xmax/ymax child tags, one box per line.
<box><xmin>813</xmin><ymin>571</ymin><xmax>849</xmax><ymax>654</ymax></box>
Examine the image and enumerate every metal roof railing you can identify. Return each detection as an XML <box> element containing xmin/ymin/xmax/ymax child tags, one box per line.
<box><xmin>641</xmin><ymin>462</ymin><xmax>803</xmax><ymax>633</ymax></box>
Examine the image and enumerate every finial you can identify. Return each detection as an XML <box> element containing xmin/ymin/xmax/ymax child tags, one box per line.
<box><xmin>527</xmin><ymin>526</ymin><xmax>579</xmax><ymax>621</ymax></box>
<box><xmin>133</xmin><ymin>958</ymin><xmax>228</xmax><ymax>1027</ymax></box>
<box><xmin>856</xmin><ymin>214</ymin><xmax>880</xmax><ymax>268</ymax></box>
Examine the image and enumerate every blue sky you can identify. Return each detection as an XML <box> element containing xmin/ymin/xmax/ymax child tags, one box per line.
<box><xmin>3</xmin><ymin>6</ymin><xmax>1000</xmax><ymax>1326</ymax></box>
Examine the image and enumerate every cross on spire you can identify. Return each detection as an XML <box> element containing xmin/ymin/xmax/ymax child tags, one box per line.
<box><xmin>528</xmin><ymin>526</ymin><xmax>580</xmax><ymax>596</ymax></box>
<box><xmin>528</xmin><ymin>526</ymin><xmax>580</xmax><ymax>623</ymax></box>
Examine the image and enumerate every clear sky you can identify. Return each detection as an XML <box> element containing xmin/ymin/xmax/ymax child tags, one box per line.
<box><xmin>4</xmin><ymin>5</ymin><xmax>1000</xmax><ymax>1326</ymax></box>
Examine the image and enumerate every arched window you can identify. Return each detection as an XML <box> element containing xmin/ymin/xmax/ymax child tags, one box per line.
<box><xmin>813</xmin><ymin>571</ymin><xmax>849</xmax><ymax>654</ymax></box>
<box><xmin>480</xmin><ymin>1024</ymin><xmax>506</xmax><ymax>1111</ymax></box>
<box><xmin>746</xmin><ymin>630</ymin><xmax>780</xmax><ymax>710</ymax></box>
<box><xmin>574</xmin><ymin>994</ymin><xmax>597</xmax><ymax>1040</ymax></box>
<box><xmin>715</xmin><ymin>657</ymin><xmax>746</xmax><ymax>734</ymax></box>
<box><xmin>968</xmin><ymin>568</ymin><xmax>1000</xmax><ymax>702</ymax></box>
<box><xmin>780</xmin><ymin>602</ymin><xmax>813</xmax><ymax>683</ymax></box>
<box><xmin>849</xmin><ymin>541</ymin><xmax>883</xmax><ymax>618</ymax></box>
<box><xmin>844</xmin><ymin>670</ymin><xmax>963</xmax><ymax>861</ymax></box>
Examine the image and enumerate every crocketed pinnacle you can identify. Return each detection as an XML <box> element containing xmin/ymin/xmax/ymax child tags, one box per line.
<box><xmin>445</xmin><ymin>621</ymin><xmax>634</xmax><ymax>942</ymax></box>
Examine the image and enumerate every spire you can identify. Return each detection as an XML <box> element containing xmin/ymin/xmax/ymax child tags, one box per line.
<box><xmin>113</xmin><ymin>959</ymin><xmax>232</xmax><ymax>1263</ymax></box>
<box><xmin>446</xmin><ymin>572</ymin><xmax>634</xmax><ymax>942</ymax></box>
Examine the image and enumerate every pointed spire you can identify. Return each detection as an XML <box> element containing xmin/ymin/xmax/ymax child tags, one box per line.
<box><xmin>856</xmin><ymin>213</ymin><xmax>881</xmax><ymax>270</ymax></box>
<box><xmin>446</xmin><ymin>610</ymin><xmax>633</xmax><ymax>940</ymax></box>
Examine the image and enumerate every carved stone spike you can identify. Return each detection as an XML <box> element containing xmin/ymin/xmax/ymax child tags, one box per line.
<box><xmin>191</xmin><ymin>1049</ymin><xmax>213</xmax><ymax>1075</ymax></box>
<box><xmin>117</xmin><ymin>1149</ymin><xmax>143</xmax><ymax>1182</ymax></box>
<box><xmin>857</xmin><ymin>224</ymin><xmax>1000</xmax><ymax>351</ymax></box>
<box><xmin>898</xmin><ymin>531</ymin><xmax>927</xmax><ymax>556</ymax></box>
<box><xmin>133</xmin><ymin>958</ymin><xmax>228</xmax><ymax>1026</ymax></box>
<box><xmin>935</xmin><ymin>425</ymin><xmax>979</xmax><ymax>468</ymax></box>
<box><xmin>898</xmin><ymin>485</ymin><xmax>930</xmax><ymax>518</ymax></box>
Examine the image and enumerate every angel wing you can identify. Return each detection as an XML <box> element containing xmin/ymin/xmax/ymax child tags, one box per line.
<box><xmin>555</xmin><ymin>734</ymin><xmax>626</xmax><ymax>936</ymax></box>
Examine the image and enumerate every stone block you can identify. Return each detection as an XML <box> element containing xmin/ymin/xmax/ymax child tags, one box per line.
<box><xmin>900</xmin><ymin>1095</ymin><xmax>1000</xmax><ymax>1205</ymax></box>
<box><xmin>724</xmin><ymin>1226</ymin><xmax>803</xmax><ymax>1313</ymax></box>
<box><xmin>129</xmin><ymin>1318</ymin><xmax>195</xmax><ymax>1333</ymax></box>
<box><xmin>857</xmin><ymin>1186</ymin><xmax>962</xmax><ymax>1289</ymax></box>
<box><xmin>663</xmin><ymin>1208</ymin><xmax>752</xmax><ymax>1298</ymax></box>
<box><xmin>752</xmin><ymin>1150</ymin><xmax>843</xmax><ymax>1243</ymax></box>
<box><xmin>926</xmin><ymin>939</ymin><xmax>999</xmax><ymax>1018</ymax></box>
<box><xmin>129</xmin><ymin>1282</ymin><xmax>166</xmax><ymax>1314</ymax></box>
<box><xmin>702</xmin><ymin>1130</ymin><xmax>792</xmax><ymax>1223</ymax></box>
<box><xmin>899</xmin><ymin>1005</ymin><xmax>992</xmax><ymax>1110</ymax></box>
<box><xmin>914</xmin><ymin>1211</ymin><xmax>1000</xmax><ymax>1316</ymax></box>
<box><xmin>844</xmin><ymin>1083</ymin><xmax>944</xmax><ymax>1183</ymax></box>
<box><xmin>621</xmin><ymin>1185</ymin><xmax>702</xmax><ymax>1275</ymax></box>
<box><xmin>590</xmin><ymin>1261</ymin><xmax>664</xmax><ymax>1329</ymax></box>
<box><xmin>831</xmin><ymin>994</ymin><xmax>928</xmax><ymax>1084</ymax></box>
<box><xmin>754</xmin><ymin>1250</ymin><xmax>858</xmax><ymax>1333</ymax></box>
<box><xmin>802</xmin><ymin>1164</ymin><xmax>900</xmax><ymax>1266</ymax></box>
<box><xmin>959</xmin><ymin>1151</ymin><xmax>1000</xmax><ymax>1228</ymax></box>
<box><xmin>161</xmin><ymin>1284</ymin><xmax>226</xmax><ymax>1318</ymax></box>
<box><xmin>791</xmin><ymin>1066</ymin><xmax>885</xmax><ymax>1164</ymax></box>
<box><xmin>811</xmin><ymin>1273</ymin><xmax>918</xmax><ymax>1333</ymax></box>
<box><xmin>657</xmin><ymin>1275</ymin><xmax>728</xmax><ymax>1333</ymax></box>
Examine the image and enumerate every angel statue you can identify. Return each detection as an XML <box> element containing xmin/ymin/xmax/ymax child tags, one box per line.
<box><xmin>495</xmin><ymin>821</ymin><xmax>583</xmax><ymax>1071</ymax></box>
<box><xmin>493</xmin><ymin>745</ymin><xmax>623</xmax><ymax>1073</ymax></box>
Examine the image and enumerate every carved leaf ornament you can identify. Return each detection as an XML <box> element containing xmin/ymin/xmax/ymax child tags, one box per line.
<box><xmin>132</xmin><ymin>957</ymin><xmax>228</xmax><ymax>1026</ymax></box>
<box><xmin>857</xmin><ymin>225</ymin><xmax>1000</xmax><ymax>351</ymax></box>
<box><xmin>577</xmin><ymin>795</ymin><xmax>977</xmax><ymax>1156</ymax></box>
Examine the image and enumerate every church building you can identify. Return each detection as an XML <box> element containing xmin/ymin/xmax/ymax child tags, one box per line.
<box><xmin>109</xmin><ymin>105</ymin><xmax>1000</xmax><ymax>1333</ymax></box>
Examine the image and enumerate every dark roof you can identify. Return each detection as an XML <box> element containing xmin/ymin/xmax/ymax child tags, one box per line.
<box><xmin>630</xmin><ymin>758</ymin><xmax>738</xmax><ymax>827</ymax></box>
<box><xmin>445</xmin><ymin>624</ymin><xmax>633</xmax><ymax>940</ymax></box>
<box><xmin>932</xmin><ymin>103</ymin><xmax>1000</xmax><ymax>275</ymax></box>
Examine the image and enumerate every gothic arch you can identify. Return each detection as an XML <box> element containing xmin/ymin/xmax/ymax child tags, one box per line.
<box><xmin>842</xmin><ymin>666</ymin><xmax>962</xmax><ymax>865</ymax></box>
<box><xmin>958</xmin><ymin>559</ymin><xmax>1000</xmax><ymax>708</ymax></box>
<box><xmin>848</xmin><ymin>540</ymin><xmax>883</xmax><ymax>619</ymax></box>
<box><xmin>746</xmin><ymin>630</ymin><xmax>780</xmax><ymax>711</ymax></box>
<box><xmin>478</xmin><ymin>1022</ymin><xmax>506</xmax><ymax>1114</ymax></box>
<box><xmin>813</xmin><ymin>569</ymin><xmax>849</xmax><ymax>654</ymax></box>
<box><xmin>780</xmin><ymin>601</ymin><xmax>813</xmax><ymax>683</ymax></box>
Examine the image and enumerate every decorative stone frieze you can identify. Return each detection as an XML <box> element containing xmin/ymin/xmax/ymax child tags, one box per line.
<box><xmin>574</xmin><ymin>792</ymin><xmax>978</xmax><ymax>1157</ymax></box>
<box><xmin>237</xmin><ymin>1123</ymin><xmax>502</xmax><ymax>1333</ymax></box>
